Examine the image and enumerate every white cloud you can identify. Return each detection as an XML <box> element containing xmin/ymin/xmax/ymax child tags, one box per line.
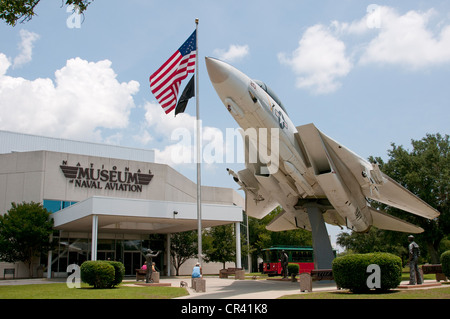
<box><xmin>279</xmin><ymin>6</ymin><xmax>450</xmax><ymax>94</ymax></box>
<box><xmin>213</xmin><ymin>44</ymin><xmax>250</xmax><ymax>63</ymax></box>
<box><xmin>331</xmin><ymin>4</ymin><xmax>382</xmax><ymax>35</ymax></box>
<box><xmin>0</xmin><ymin>56</ymin><xmax>139</xmax><ymax>142</ymax></box>
<box><xmin>132</xmin><ymin>127</ymin><xmax>153</xmax><ymax>145</ymax></box>
<box><xmin>142</xmin><ymin>101</ymin><xmax>228</xmax><ymax>166</ymax></box>
<box><xmin>278</xmin><ymin>24</ymin><xmax>352</xmax><ymax>94</ymax></box>
<box><xmin>141</xmin><ymin>101</ymin><xmax>198</xmax><ymax>165</ymax></box>
<box><xmin>143</xmin><ymin>101</ymin><xmax>197</xmax><ymax>139</ymax></box>
<box><xmin>13</xmin><ymin>29</ymin><xmax>40</xmax><ymax>68</ymax></box>
<box><xmin>359</xmin><ymin>6</ymin><xmax>450</xmax><ymax>68</ymax></box>
<box><xmin>0</xmin><ymin>53</ymin><xmax>11</xmax><ymax>76</ymax></box>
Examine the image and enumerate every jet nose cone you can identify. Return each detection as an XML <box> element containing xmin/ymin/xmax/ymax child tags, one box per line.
<box><xmin>205</xmin><ymin>57</ymin><xmax>229</xmax><ymax>84</ymax></box>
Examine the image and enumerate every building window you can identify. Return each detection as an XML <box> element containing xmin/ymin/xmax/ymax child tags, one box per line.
<box><xmin>43</xmin><ymin>200</ymin><xmax>77</xmax><ymax>213</ymax></box>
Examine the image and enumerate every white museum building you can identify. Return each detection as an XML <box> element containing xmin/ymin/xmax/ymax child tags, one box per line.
<box><xmin>0</xmin><ymin>131</ymin><xmax>244</xmax><ymax>278</ymax></box>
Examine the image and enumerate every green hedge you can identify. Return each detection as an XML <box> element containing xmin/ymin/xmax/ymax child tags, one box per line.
<box><xmin>288</xmin><ymin>263</ymin><xmax>299</xmax><ymax>275</ymax></box>
<box><xmin>441</xmin><ymin>250</ymin><xmax>450</xmax><ymax>278</ymax></box>
<box><xmin>332</xmin><ymin>252</ymin><xmax>402</xmax><ymax>292</ymax></box>
<box><xmin>80</xmin><ymin>260</ymin><xmax>125</xmax><ymax>289</ymax></box>
<box><xmin>108</xmin><ymin>261</ymin><xmax>125</xmax><ymax>287</ymax></box>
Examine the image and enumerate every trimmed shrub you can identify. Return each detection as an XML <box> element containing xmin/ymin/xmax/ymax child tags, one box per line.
<box><xmin>288</xmin><ymin>263</ymin><xmax>299</xmax><ymax>276</ymax></box>
<box><xmin>441</xmin><ymin>250</ymin><xmax>450</xmax><ymax>278</ymax></box>
<box><xmin>80</xmin><ymin>261</ymin><xmax>115</xmax><ymax>289</ymax></box>
<box><xmin>332</xmin><ymin>252</ymin><xmax>402</xmax><ymax>293</ymax></box>
<box><xmin>106</xmin><ymin>260</ymin><xmax>125</xmax><ymax>287</ymax></box>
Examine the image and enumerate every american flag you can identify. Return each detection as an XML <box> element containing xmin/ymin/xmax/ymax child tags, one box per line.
<box><xmin>149</xmin><ymin>30</ymin><xmax>197</xmax><ymax>114</ymax></box>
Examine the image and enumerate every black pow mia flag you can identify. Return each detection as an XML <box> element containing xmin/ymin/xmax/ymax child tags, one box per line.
<box><xmin>175</xmin><ymin>74</ymin><xmax>195</xmax><ymax>116</ymax></box>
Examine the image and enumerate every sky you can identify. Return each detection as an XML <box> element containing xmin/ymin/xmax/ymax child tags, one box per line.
<box><xmin>1</xmin><ymin>0</ymin><xmax>449</xmax><ymax>250</ymax></box>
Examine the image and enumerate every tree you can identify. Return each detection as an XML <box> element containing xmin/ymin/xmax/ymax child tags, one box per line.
<box><xmin>203</xmin><ymin>224</ymin><xmax>236</xmax><ymax>269</ymax></box>
<box><xmin>375</xmin><ymin>133</ymin><xmax>449</xmax><ymax>263</ymax></box>
<box><xmin>0</xmin><ymin>0</ymin><xmax>92</xmax><ymax>26</ymax></box>
<box><xmin>0</xmin><ymin>202</ymin><xmax>54</xmax><ymax>277</ymax></box>
<box><xmin>169</xmin><ymin>231</ymin><xmax>197</xmax><ymax>276</ymax></box>
<box><xmin>336</xmin><ymin>228</ymin><xmax>406</xmax><ymax>258</ymax></box>
<box><xmin>340</xmin><ymin>133</ymin><xmax>450</xmax><ymax>263</ymax></box>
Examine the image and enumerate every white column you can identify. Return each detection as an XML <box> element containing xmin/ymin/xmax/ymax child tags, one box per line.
<box><xmin>166</xmin><ymin>234</ymin><xmax>171</xmax><ymax>276</ymax></box>
<box><xmin>46</xmin><ymin>233</ymin><xmax>53</xmax><ymax>279</ymax></box>
<box><xmin>91</xmin><ymin>215</ymin><xmax>98</xmax><ymax>261</ymax></box>
<box><xmin>235</xmin><ymin>222</ymin><xmax>241</xmax><ymax>269</ymax></box>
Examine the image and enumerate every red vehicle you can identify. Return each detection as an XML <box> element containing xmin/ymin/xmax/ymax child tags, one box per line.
<box><xmin>261</xmin><ymin>246</ymin><xmax>315</xmax><ymax>276</ymax></box>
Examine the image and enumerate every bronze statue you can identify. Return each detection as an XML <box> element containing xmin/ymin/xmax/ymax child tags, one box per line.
<box><xmin>280</xmin><ymin>250</ymin><xmax>289</xmax><ymax>279</ymax></box>
<box><xmin>408</xmin><ymin>235</ymin><xmax>422</xmax><ymax>285</ymax></box>
<box><xmin>145</xmin><ymin>249</ymin><xmax>161</xmax><ymax>283</ymax></box>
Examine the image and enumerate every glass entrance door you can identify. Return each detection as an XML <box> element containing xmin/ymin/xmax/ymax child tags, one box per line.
<box><xmin>124</xmin><ymin>251</ymin><xmax>142</xmax><ymax>276</ymax></box>
<box><xmin>97</xmin><ymin>251</ymin><xmax>115</xmax><ymax>261</ymax></box>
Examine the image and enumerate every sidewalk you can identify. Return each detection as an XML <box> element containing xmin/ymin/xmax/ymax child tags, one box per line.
<box><xmin>130</xmin><ymin>276</ymin><xmax>338</xmax><ymax>299</ymax></box>
<box><xmin>154</xmin><ymin>277</ymin><xmax>447</xmax><ymax>299</ymax></box>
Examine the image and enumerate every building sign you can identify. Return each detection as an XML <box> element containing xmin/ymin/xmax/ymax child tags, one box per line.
<box><xmin>60</xmin><ymin>161</ymin><xmax>153</xmax><ymax>193</ymax></box>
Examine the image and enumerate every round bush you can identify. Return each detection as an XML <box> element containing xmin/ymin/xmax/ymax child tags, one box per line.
<box><xmin>440</xmin><ymin>250</ymin><xmax>450</xmax><ymax>278</ymax></box>
<box><xmin>106</xmin><ymin>261</ymin><xmax>125</xmax><ymax>287</ymax></box>
<box><xmin>332</xmin><ymin>252</ymin><xmax>402</xmax><ymax>292</ymax></box>
<box><xmin>80</xmin><ymin>261</ymin><xmax>115</xmax><ymax>289</ymax></box>
<box><xmin>288</xmin><ymin>263</ymin><xmax>299</xmax><ymax>275</ymax></box>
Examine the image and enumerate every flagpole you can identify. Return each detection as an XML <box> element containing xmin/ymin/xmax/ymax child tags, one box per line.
<box><xmin>195</xmin><ymin>18</ymin><xmax>202</xmax><ymax>266</ymax></box>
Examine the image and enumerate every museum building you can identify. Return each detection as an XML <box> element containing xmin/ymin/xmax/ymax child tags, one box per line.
<box><xmin>0</xmin><ymin>131</ymin><xmax>244</xmax><ymax>278</ymax></box>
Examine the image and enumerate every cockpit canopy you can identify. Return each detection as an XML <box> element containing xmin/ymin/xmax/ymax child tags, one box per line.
<box><xmin>253</xmin><ymin>80</ymin><xmax>288</xmax><ymax>115</ymax></box>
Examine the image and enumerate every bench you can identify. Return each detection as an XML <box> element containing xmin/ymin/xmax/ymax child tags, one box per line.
<box><xmin>135</xmin><ymin>269</ymin><xmax>146</xmax><ymax>281</ymax></box>
<box><xmin>3</xmin><ymin>268</ymin><xmax>15</xmax><ymax>279</ymax></box>
<box><xmin>299</xmin><ymin>269</ymin><xmax>334</xmax><ymax>293</ymax></box>
<box><xmin>422</xmin><ymin>264</ymin><xmax>448</xmax><ymax>282</ymax></box>
<box><xmin>135</xmin><ymin>269</ymin><xmax>160</xmax><ymax>283</ymax></box>
<box><xmin>311</xmin><ymin>269</ymin><xmax>334</xmax><ymax>281</ymax></box>
<box><xmin>219</xmin><ymin>268</ymin><xmax>245</xmax><ymax>279</ymax></box>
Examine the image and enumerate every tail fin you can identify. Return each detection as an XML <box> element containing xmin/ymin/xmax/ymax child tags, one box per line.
<box><xmin>369</xmin><ymin>207</ymin><xmax>423</xmax><ymax>233</ymax></box>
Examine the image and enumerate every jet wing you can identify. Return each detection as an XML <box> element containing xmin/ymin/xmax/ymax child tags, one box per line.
<box><xmin>369</xmin><ymin>207</ymin><xmax>424</xmax><ymax>233</ymax></box>
<box><xmin>266</xmin><ymin>207</ymin><xmax>345</xmax><ymax>232</ymax></box>
<box><xmin>365</xmin><ymin>173</ymin><xmax>440</xmax><ymax>220</ymax></box>
<box><xmin>266</xmin><ymin>209</ymin><xmax>311</xmax><ymax>231</ymax></box>
<box><xmin>313</xmin><ymin>125</ymin><xmax>440</xmax><ymax>220</ymax></box>
<box><xmin>234</xmin><ymin>168</ymin><xmax>279</xmax><ymax>219</ymax></box>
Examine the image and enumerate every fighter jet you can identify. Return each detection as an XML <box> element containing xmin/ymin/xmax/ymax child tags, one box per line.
<box><xmin>205</xmin><ymin>57</ymin><xmax>440</xmax><ymax>243</ymax></box>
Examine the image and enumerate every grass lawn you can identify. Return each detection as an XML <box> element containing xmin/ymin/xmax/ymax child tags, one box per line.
<box><xmin>280</xmin><ymin>285</ymin><xmax>450</xmax><ymax>299</ymax></box>
<box><xmin>279</xmin><ymin>268</ymin><xmax>450</xmax><ymax>299</ymax></box>
<box><xmin>0</xmin><ymin>282</ymin><xmax>189</xmax><ymax>299</ymax></box>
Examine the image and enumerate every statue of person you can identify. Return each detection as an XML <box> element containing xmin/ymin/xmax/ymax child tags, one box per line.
<box><xmin>145</xmin><ymin>249</ymin><xmax>161</xmax><ymax>283</ymax></box>
<box><xmin>408</xmin><ymin>235</ymin><xmax>422</xmax><ymax>285</ymax></box>
<box><xmin>280</xmin><ymin>250</ymin><xmax>289</xmax><ymax>279</ymax></box>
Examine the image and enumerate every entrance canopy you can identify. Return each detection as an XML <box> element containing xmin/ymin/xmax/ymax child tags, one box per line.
<box><xmin>52</xmin><ymin>196</ymin><xmax>243</xmax><ymax>235</ymax></box>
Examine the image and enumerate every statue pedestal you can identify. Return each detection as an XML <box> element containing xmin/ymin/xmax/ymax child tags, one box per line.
<box><xmin>151</xmin><ymin>271</ymin><xmax>160</xmax><ymax>283</ymax></box>
<box><xmin>192</xmin><ymin>278</ymin><xmax>206</xmax><ymax>292</ymax></box>
<box><xmin>299</xmin><ymin>272</ymin><xmax>312</xmax><ymax>292</ymax></box>
<box><xmin>235</xmin><ymin>269</ymin><xmax>245</xmax><ymax>280</ymax></box>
